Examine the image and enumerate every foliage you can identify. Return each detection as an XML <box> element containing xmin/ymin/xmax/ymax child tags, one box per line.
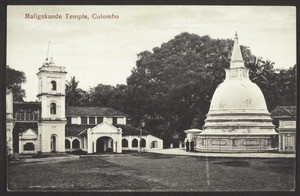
<box><xmin>6</xmin><ymin>65</ymin><xmax>27</xmax><ymax>102</ymax></box>
<box><xmin>248</xmin><ymin>59</ymin><xmax>296</xmax><ymax>111</ymax></box>
<box><xmin>65</xmin><ymin>76</ymin><xmax>90</xmax><ymax>106</ymax></box>
<box><xmin>89</xmin><ymin>84</ymin><xmax>115</xmax><ymax>107</ymax></box>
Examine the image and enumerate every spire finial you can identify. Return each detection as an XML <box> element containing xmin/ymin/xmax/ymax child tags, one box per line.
<box><xmin>230</xmin><ymin>32</ymin><xmax>244</xmax><ymax>68</ymax></box>
<box><xmin>235</xmin><ymin>31</ymin><xmax>238</xmax><ymax>37</ymax></box>
<box><xmin>45</xmin><ymin>41</ymin><xmax>51</xmax><ymax>65</ymax></box>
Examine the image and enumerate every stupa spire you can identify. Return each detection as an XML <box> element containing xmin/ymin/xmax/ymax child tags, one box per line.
<box><xmin>230</xmin><ymin>32</ymin><xmax>244</xmax><ymax>68</ymax></box>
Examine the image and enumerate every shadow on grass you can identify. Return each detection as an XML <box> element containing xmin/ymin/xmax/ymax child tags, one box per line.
<box><xmin>131</xmin><ymin>152</ymin><xmax>176</xmax><ymax>159</ymax></box>
<box><xmin>256</xmin><ymin>160</ymin><xmax>295</xmax><ymax>175</ymax></box>
<box><xmin>262</xmin><ymin>159</ymin><xmax>295</xmax><ymax>165</ymax></box>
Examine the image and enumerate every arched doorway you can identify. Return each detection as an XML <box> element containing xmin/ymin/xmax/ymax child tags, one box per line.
<box><xmin>50</xmin><ymin>135</ymin><xmax>57</xmax><ymax>153</ymax></box>
<box><xmin>96</xmin><ymin>136</ymin><xmax>113</xmax><ymax>153</ymax></box>
<box><xmin>72</xmin><ymin>139</ymin><xmax>80</xmax><ymax>149</ymax></box>
<box><xmin>65</xmin><ymin>139</ymin><xmax>70</xmax><ymax>149</ymax></box>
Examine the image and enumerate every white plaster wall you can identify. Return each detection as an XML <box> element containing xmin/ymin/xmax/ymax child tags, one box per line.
<box><xmin>6</xmin><ymin>91</ymin><xmax>13</xmax><ymax>115</ymax></box>
<box><xmin>86</xmin><ymin>123</ymin><xmax>122</xmax><ymax>153</ymax></box>
<box><xmin>6</xmin><ymin>124</ymin><xmax>14</xmax><ymax>155</ymax></box>
<box><xmin>71</xmin><ymin>117</ymin><xmax>79</xmax><ymax>124</ymax></box>
<box><xmin>105</xmin><ymin>117</ymin><xmax>113</xmax><ymax>124</ymax></box>
<box><xmin>280</xmin><ymin>120</ymin><xmax>296</xmax><ymax>128</ymax></box>
<box><xmin>117</xmin><ymin>117</ymin><xmax>126</xmax><ymax>125</ymax></box>
<box><xmin>38</xmin><ymin>122</ymin><xmax>66</xmax><ymax>153</ymax></box>
<box><xmin>146</xmin><ymin>135</ymin><xmax>163</xmax><ymax>150</ymax></box>
<box><xmin>19</xmin><ymin>140</ymin><xmax>38</xmax><ymax>154</ymax></box>
<box><xmin>122</xmin><ymin>135</ymin><xmax>163</xmax><ymax>151</ymax></box>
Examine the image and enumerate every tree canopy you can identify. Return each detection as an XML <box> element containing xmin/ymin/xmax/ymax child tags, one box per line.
<box><xmin>6</xmin><ymin>65</ymin><xmax>26</xmax><ymax>102</ymax></box>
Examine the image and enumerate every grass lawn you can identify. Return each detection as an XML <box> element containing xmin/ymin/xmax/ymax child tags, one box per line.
<box><xmin>7</xmin><ymin>152</ymin><xmax>295</xmax><ymax>191</ymax></box>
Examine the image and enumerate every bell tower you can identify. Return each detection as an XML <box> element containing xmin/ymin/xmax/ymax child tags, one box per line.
<box><xmin>37</xmin><ymin>57</ymin><xmax>67</xmax><ymax>153</ymax></box>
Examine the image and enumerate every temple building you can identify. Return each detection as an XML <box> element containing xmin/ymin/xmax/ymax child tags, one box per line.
<box><xmin>6</xmin><ymin>58</ymin><xmax>163</xmax><ymax>155</ymax></box>
<box><xmin>195</xmin><ymin>33</ymin><xmax>278</xmax><ymax>152</ymax></box>
<box><xmin>271</xmin><ymin>106</ymin><xmax>296</xmax><ymax>153</ymax></box>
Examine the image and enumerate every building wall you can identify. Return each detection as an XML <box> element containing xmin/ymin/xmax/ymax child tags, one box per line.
<box><xmin>6</xmin><ymin>91</ymin><xmax>14</xmax><ymax>155</ymax></box>
<box><xmin>195</xmin><ymin>136</ymin><xmax>273</xmax><ymax>152</ymax></box>
<box><xmin>19</xmin><ymin>139</ymin><xmax>38</xmax><ymax>154</ymax></box>
<box><xmin>6</xmin><ymin>91</ymin><xmax>13</xmax><ymax>116</ymax></box>
<box><xmin>278</xmin><ymin>119</ymin><xmax>296</xmax><ymax>152</ymax></box>
<box><xmin>39</xmin><ymin>96</ymin><xmax>66</xmax><ymax>120</ymax></box>
<box><xmin>65</xmin><ymin>136</ymin><xmax>81</xmax><ymax>151</ymax></box>
<box><xmin>38</xmin><ymin>122</ymin><xmax>66</xmax><ymax>153</ymax></box>
<box><xmin>18</xmin><ymin>130</ymin><xmax>38</xmax><ymax>154</ymax></box>
<box><xmin>69</xmin><ymin>116</ymin><xmax>126</xmax><ymax>125</ymax></box>
<box><xmin>121</xmin><ymin>135</ymin><xmax>163</xmax><ymax>151</ymax></box>
<box><xmin>86</xmin><ymin>123</ymin><xmax>122</xmax><ymax>153</ymax></box>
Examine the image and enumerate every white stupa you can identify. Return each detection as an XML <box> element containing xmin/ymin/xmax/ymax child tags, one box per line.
<box><xmin>196</xmin><ymin>33</ymin><xmax>277</xmax><ymax>152</ymax></box>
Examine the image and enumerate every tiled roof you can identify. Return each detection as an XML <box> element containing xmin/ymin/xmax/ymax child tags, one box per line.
<box><xmin>271</xmin><ymin>106</ymin><xmax>296</xmax><ymax>118</ymax></box>
<box><xmin>13</xmin><ymin>102</ymin><xmax>41</xmax><ymax>109</ymax></box>
<box><xmin>66</xmin><ymin>123</ymin><xmax>149</xmax><ymax>137</ymax></box>
<box><xmin>13</xmin><ymin>122</ymin><xmax>38</xmax><ymax>133</ymax></box>
<box><xmin>66</xmin><ymin>106</ymin><xmax>128</xmax><ymax>117</ymax></box>
<box><xmin>113</xmin><ymin>124</ymin><xmax>149</xmax><ymax>136</ymax></box>
<box><xmin>66</xmin><ymin>124</ymin><xmax>95</xmax><ymax>137</ymax></box>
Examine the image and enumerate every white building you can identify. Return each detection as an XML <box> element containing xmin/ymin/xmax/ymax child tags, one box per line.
<box><xmin>271</xmin><ymin>106</ymin><xmax>296</xmax><ymax>153</ymax></box>
<box><xmin>7</xmin><ymin>57</ymin><xmax>163</xmax><ymax>155</ymax></box>
<box><xmin>64</xmin><ymin>106</ymin><xmax>163</xmax><ymax>153</ymax></box>
<box><xmin>6</xmin><ymin>90</ymin><xmax>14</xmax><ymax>155</ymax></box>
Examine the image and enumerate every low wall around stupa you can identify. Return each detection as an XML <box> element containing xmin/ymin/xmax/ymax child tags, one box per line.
<box><xmin>195</xmin><ymin>134</ymin><xmax>276</xmax><ymax>152</ymax></box>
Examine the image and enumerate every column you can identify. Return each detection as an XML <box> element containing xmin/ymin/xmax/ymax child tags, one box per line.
<box><xmin>128</xmin><ymin>136</ymin><xmax>132</xmax><ymax>149</ymax></box>
<box><xmin>93</xmin><ymin>141</ymin><xmax>96</xmax><ymax>153</ymax></box>
<box><xmin>114</xmin><ymin>141</ymin><xmax>117</xmax><ymax>153</ymax></box>
<box><xmin>283</xmin><ymin>134</ymin><xmax>286</xmax><ymax>151</ymax></box>
<box><xmin>87</xmin><ymin>130</ymin><xmax>93</xmax><ymax>153</ymax></box>
<box><xmin>179</xmin><ymin>141</ymin><xmax>183</xmax><ymax>148</ymax></box>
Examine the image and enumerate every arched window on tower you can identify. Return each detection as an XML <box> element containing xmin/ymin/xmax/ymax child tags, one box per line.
<box><xmin>50</xmin><ymin>103</ymin><xmax>56</xmax><ymax>114</ymax></box>
<box><xmin>51</xmin><ymin>81</ymin><xmax>57</xmax><ymax>90</ymax></box>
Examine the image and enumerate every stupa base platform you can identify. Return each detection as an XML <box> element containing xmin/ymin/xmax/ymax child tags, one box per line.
<box><xmin>195</xmin><ymin>135</ymin><xmax>276</xmax><ymax>152</ymax></box>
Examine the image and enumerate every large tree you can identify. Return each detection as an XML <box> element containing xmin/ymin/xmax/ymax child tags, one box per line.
<box><xmin>6</xmin><ymin>65</ymin><xmax>26</xmax><ymax>102</ymax></box>
<box><xmin>89</xmin><ymin>84</ymin><xmax>115</xmax><ymax>107</ymax></box>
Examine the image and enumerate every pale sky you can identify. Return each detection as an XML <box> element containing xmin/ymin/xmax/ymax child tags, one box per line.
<box><xmin>7</xmin><ymin>6</ymin><xmax>296</xmax><ymax>101</ymax></box>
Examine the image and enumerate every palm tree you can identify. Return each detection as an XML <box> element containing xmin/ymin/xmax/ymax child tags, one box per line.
<box><xmin>66</xmin><ymin>76</ymin><xmax>85</xmax><ymax>106</ymax></box>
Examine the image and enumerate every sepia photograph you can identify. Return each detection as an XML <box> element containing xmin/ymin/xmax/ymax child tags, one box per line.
<box><xmin>6</xmin><ymin>5</ymin><xmax>296</xmax><ymax>192</ymax></box>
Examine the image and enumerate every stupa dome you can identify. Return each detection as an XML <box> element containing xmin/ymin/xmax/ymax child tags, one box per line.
<box><xmin>209</xmin><ymin>79</ymin><xmax>269</xmax><ymax>114</ymax></box>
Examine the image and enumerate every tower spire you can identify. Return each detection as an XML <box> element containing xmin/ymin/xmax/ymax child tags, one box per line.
<box><xmin>230</xmin><ymin>32</ymin><xmax>244</xmax><ymax>68</ymax></box>
<box><xmin>45</xmin><ymin>41</ymin><xmax>51</xmax><ymax>65</ymax></box>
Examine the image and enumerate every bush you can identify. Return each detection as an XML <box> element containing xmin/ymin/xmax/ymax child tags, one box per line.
<box><xmin>107</xmin><ymin>148</ymin><xmax>113</xmax><ymax>153</ymax></box>
<box><xmin>32</xmin><ymin>153</ymin><xmax>49</xmax><ymax>158</ymax></box>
